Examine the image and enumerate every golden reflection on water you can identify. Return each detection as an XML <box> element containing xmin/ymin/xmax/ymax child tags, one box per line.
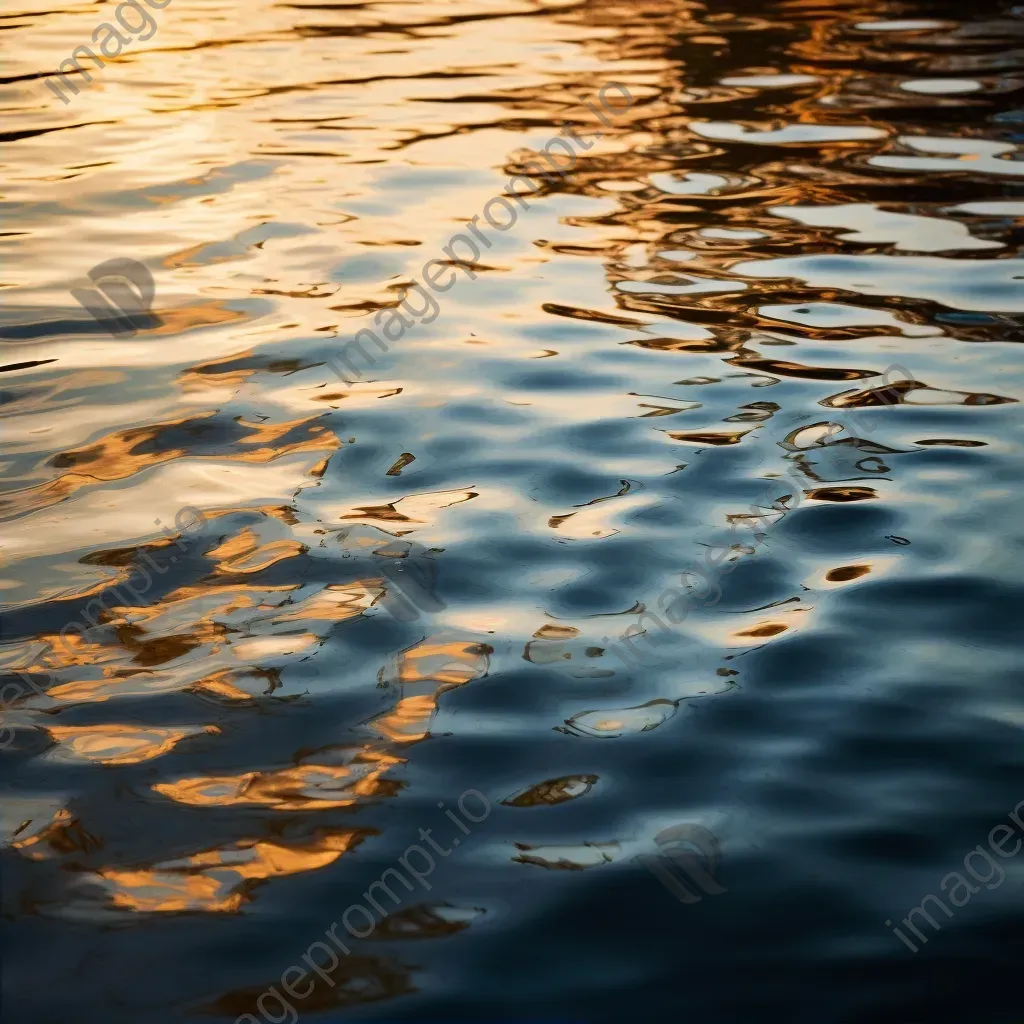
<box><xmin>94</xmin><ymin>828</ymin><xmax>371</xmax><ymax>913</ymax></box>
<box><xmin>45</xmin><ymin>723</ymin><xmax>221</xmax><ymax>764</ymax></box>
<box><xmin>154</xmin><ymin>747</ymin><xmax>404</xmax><ymax>810</ymax></box>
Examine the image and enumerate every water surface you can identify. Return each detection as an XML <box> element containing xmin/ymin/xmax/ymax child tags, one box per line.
<box><xmin>2</xmin><ymin>0</ymin><xmax>1024</xmax><ymax>1021</ymax></box>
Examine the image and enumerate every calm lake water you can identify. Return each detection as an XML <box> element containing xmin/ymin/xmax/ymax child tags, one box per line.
<box><xmin>2</xmin><ymin>0</ymin><xmax>1024</xmax><ymax>1021</ymax></box>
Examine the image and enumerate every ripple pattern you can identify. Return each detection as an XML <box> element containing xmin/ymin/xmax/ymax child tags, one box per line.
<box><xmin>2</xmin><ymin>1</ymin><xmax>1024</xmax><ymax>1022</ymax></box>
